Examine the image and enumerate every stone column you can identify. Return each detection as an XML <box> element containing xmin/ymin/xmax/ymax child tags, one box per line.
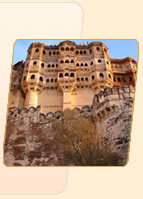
<box><xmin>24</xmin><ymin>90</ymin><xmax>38</xmax><ymax>108</ymax></box>
<box><xmin>63</xmin><ymin>91</ymin><xmax>71</xmax><ymax>110</ymax></box>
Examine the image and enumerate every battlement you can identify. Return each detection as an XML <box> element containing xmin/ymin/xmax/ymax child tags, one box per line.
<box><xmin>5</xmin><ymin>85</ymin><xmax>135</xmax><ymax>166</ymax></box>
<box><xmin>92</xmin><ymin>85</ymin><xmax>134</xmax><ymax>119</ymax></box>
<box><xmin>7</xmin><ymin>105</ymin><xmax>92</xmax><ymax>123</ymax></box>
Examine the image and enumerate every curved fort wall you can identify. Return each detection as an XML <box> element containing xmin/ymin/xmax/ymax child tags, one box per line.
<box><xmin>4</xmin><ymin>85</ymin><xmax>135</xmax><ymax>166</ymax></box>
<box><xmin>92</xmin><ymin>85</ymin><xmax>135</xmax><ymax>164</ymax></box>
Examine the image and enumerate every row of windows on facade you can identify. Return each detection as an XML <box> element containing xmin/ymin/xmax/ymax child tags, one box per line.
<box><xmin>23</xmin><ymin>74</ymin><xmax>133</xmax><ymax>84</ymax></box>
<box><xmin>23</xmin><ymin>75</ymin><xmax>57</xmax><ymax>83</ymax></box>
<box><xmin>113</xmin><ymin>65</ymin><xmax>136</xmax><ymax>70</ymax></box>
<box><xmin>59</xmin><ymin>72</ymin><xmax>106</xmax><ymax>80</ymax></box>
<box><xmin>76</xmin><ymin>59</ymin><xmax>105</xmax><ymax>67</ymax></box>
<box><xmin>31</xmin><ymin>46</ymin><xmax>106</xmax><ymax>56</ymax></box>
<box><xmin>31</xmin><ymin>59</ymin><xmax>109</xmax><ymax>68</ymax></box>
<box><xmin>58</xmin><ymin>59</ymin><xmax>109</xmax><ymax>65</ymax></box>
<box><xmin>31</xmin><ymin>61</ymin><xmax>58</xmax><ymax>68</ymax></box>
<box><xmin>23</xmin><ymin>72</ymin><xmax>105</xmax><ymax>82</ymax></box>
<box><xmin>57</xmin><ymin>46</ymin><xmax>106</xmax><ymax>54</ymax></box>
<box><xmin>23</xmin><ymin>72</ymin><xmax>112</xmax><ymax>83</ymax></box>
<box><xmin>34</xmin><ymin>48</ymin><xmax>59</xmax><ymax>56</ymax></box>
<box><xmin>113</xmin><ymin>76</ymin><xmax>133</xmax><ymax>83</ymax></box>
<box><xmin>112</xmin><ymin>65</ymin><xmax>130</xmax><ymax>70</ymax></box>
<box><xmin>23</xmin><ymin>73</ymin><xmax>75</xmax><ymax>82</ymax></box>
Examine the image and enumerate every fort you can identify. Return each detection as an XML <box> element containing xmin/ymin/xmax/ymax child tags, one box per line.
<box><xmin>4</xmin><ymin>40</ymin><xmax>137</xmax><ymax>166</ymax></box>
<box><xmin>8</xmin><ymin>40</ymin><xmax>137</xmax><ymax>114</ymax></box>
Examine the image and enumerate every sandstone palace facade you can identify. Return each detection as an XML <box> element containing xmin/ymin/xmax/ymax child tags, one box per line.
<box><xmin>8</xmin><ymin>40</ymin><xmax>137</xmax><ymax>114</ymax></box>
<box><xmin>4</xmin><ymin>40</ymin><xmax>137</xmax><ymax>166</ymax></box>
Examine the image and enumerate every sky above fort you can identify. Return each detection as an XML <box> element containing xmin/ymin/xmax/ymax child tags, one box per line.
<box><xmin>13</xmin><ymin>39</ymin><xmax>138</xmax><ymax>64</ymax></box>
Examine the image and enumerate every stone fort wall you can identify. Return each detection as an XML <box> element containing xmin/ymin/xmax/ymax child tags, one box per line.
<box><xmin>92</xmin><ymin>85</ymin><xmax>135</xmax><ymax>164</ymax></box>
<box><xmin>4</xmin><ymin>86</ymin><xmax>135</xmax><ymax>166</ymax></box>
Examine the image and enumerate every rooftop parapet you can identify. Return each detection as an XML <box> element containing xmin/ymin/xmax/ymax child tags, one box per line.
<box><xmin>26</xmin><ymin>41</ymin><xmax>109</xmax><ymax>51</ymax></box>
<box><xmin>111</xmin><ymin>57</ymin><xmax>137</xmax><ymax>64</ymax></box>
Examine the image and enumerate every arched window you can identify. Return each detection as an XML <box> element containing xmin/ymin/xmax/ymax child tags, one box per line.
<box><xmin>80</xmin><ymin>50</ymin><xmax>83</xmax><ymax>55</ymax></box>
<box><xmin>76</xmin><ymin>50</ymin><xmax>79</xmax><ymax>54</ymax></box>
<box><xmin>129</xmin><ymin>76</ymin><xmax>133</xmax><ymax>82</ymax></box>
<box><xmin>85</xmin><ymin>77</ymin><xmax>88</xmax><ymax>81</ymax></box>
<box><xmin>98</xmin><ymin>59</ymin><xmax>102</xmax><ymax>63</ymax></box>
<box><xmin>65</xmin><ymin>47</ymin><xmax>69</xmax><ymax>51</ymax></box>
<box><xmin>92</xmin><ymin>75</ymin><xmax>95</xmax><ymax>80</ymax></box>
<box><xmin>106</xmin><ymin>61</ymin><xmax>109</xmax><ymax>65</ymax></box>
<box><xmin>117</xmin><ymin>77</ymin><xmax>121</xmax><ymax>82</ymax></box>
<box><xmin>53</xmin><ymin>51</ymin><xmax>56</xmax><ymax>55</ymax></box>
<box><xmin>23</xmin><ymin>76</ymin><xmax>26</xmax><ymax>81</ymax></box>
<box><xmin>41</xmin><ymin>63</ymin><xmax>44</xmax><ymax>67</ymax></box>
<box><xmin>90</xmin><ymin>61</ymin><xmax>93</xmax><ymax>65</ymax></box>
<box><xmin>104</xmin><ymin>48</ymin><xmax>107</xmax><ymax>53</ymax></box>
<box><xmin>81</xmin><ymin>63</ymin><xmax>83</xmax><ymax>66</ymax></box>
<box><xmin>65</xmin><ymin>73</ymin><xmax>69</xmax><ymax>77</ymax></box>
<box><xmin>52</xmin><ymin>64</ymin><xmax>55</xmax><ymax>67</ymax></box>
<box><xmin>35</xmin><ymin>48</ymin><xmax>39</xmax><ymax>52</ymax></box>
<box><xmin>120</xmin><ymin>66</ymin><xmax>123</xmax><ymax>69</ymax></box>
<box><xmin>59</xmin><ymin>73</ymin><xmax>63</xmax><ymax>78</ymax></box>
<box><xmin>76</xmin><ymin>63</ymin><xmax>79</xmax><ymax>67</ymax></box>
<box><xmin>84</xmin><ymin>50</ymin><xmax>87</xmax><ymax>54</ymax></box>
<box><xmin>51</xmin><ymin>79</ymin><xmax>53</xmax><ymax>82</ymax></box>
<box><xmin>108</xmin><ymin>74</ymin><xmax>111</xmax><ymax>79</ymax></box>
<box><xmin>33</xmin><ymin>61</ymin><xmax>37</xmax><ymax>65</ymax></box>
<box><xmin>49</xmin><ymin>51</ymin><xmax>51</xmax><ymax>56</ymax></box>
<box><xmin>31</xmin><ymin>74</ymin><xmax>35</xmax><ymax>79</ymax></box>
<box><xmin>39</xmin><ymin>76</ymin><xmax>43</xmax><ymax>82</ymax></box>
<box><xmin>56</xmin><ymin>64</ymin><xmax>58</xmax><ymax>67</ymax></box>
<box><xmin>70</xmin><ymin>73</ymin><xmax>74</xmax><ymax>77</ymax></box>
<box><xmin>77</xmin><ymin>77</ymin><xmax>80</xmax><ymax>82</ymax></box>
<box><xmin>71</xmin><ymin>59</ymin><xmax>74</xmax><ymax>63</ymax></box>
<box><xmin>47</xmin><ymin>64</ymin><xmax>50</xmax><ymax>68</ymax></box>
<box><xmin>57</xmin><ymin>51</ymin><xmax>59</xmax><ymax>55</ymax></box>
<box><xmin>114</xmin><ymin>77</ymin><xmax>116</xmax><ymax>82</ymax></box>
<box><xmin>43</xmin><ymin>50</ymin><xmax>46</xmax><ymax>55</ymax></box>
<box><xmin>99</xmin><ymin>73</ymin><xmax>104</xmax><ymax>78</ymax></box>
<box><xmin>61</xmin><ymin>47</ymin><xmax>64</xmax><ymax>51</ymax></box>
<box><xmin>90</xmin><ymin>49</ymin><xmax>92</xmax><ymax>54</ymax></box>
<box><xmin>122</xmin><ymin>78</ymin><xmax>126</xmax><ymax>82</ymax></box>
<box><xmin>55</xmin><ymin>78</ymin><xmax>57</xmax><ymax>82</ymax></box>
<box><xmin>70</xmin><ymin>47</ymin><xmax>74</xmax><ymax>51</ymax></box>
<box><xmin>46</xmin><ymin>79</ymin><xmax>49</xmax><ymax>83</ymax></box>
<box><xmin>85</xmin><ymin>63</ymin><xmax>88</xmax><ymax>66</ymax></box>
<box><xmin>65</xmin><ymin>60</ymin><xmax>69</xmax><ymax>63</ymax></box>
<box><xmin>96</xmin><ymin>47</ymin><xmax>100</xmax><ymax>51</ymax></box>
<box><xmin>81</xmin><ymin>77</ymin><xmax>84</xmax><ymax>81</ymax></box>
<box><xmin>60</xmin><ymin>60</ymin><xmax>64</xmax><ymax>64</ymax></box>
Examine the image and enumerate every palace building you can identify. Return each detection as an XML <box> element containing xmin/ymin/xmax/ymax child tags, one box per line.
<box><xmin>8</xmin><ymin>40</ymin><xmax>137</xmax><ymax>114</ymax></box>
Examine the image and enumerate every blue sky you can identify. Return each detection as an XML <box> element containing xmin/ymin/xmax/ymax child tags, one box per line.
<box><xmin>13</xmin><ymin>40</ymin><xmax>138</xmax><ymax>64</ymax></box>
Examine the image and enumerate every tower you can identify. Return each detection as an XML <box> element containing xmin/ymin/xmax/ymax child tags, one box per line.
<box><xmin>21</xmin><ymin>43</ymin><xmax>45</xmax><ymax>108</ymax></box>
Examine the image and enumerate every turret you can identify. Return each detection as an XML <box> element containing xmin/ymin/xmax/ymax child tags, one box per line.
<box><xmin>87</xmin><ymin>42</ymin><xmax>113</xmax><ymax>93</ymax></box>
<box><xmin>21</xmin><ymin>43</ymin><xmax>45</xmax><ymax>108</ymax></box>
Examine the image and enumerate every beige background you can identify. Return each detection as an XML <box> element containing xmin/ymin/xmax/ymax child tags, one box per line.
<box><xmin>0</xmin><ymin>2</ymin><xmax>82</xmax><ymax>195</ymax></box>
<box><xmin>0</xmin><ymin>0</ymin><xmax>143</xmax><ymax>198</ymax></box>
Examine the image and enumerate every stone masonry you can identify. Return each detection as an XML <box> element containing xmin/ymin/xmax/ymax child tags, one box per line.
<box><xmin>4</xmin><ymin>86</ymin><xmax>135</xmax><ymax>166</ymax></box>
<box><xmin>4</xmin><ymin>40</ymin><xmax>137</xmax><ymax>166</ymax></box>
